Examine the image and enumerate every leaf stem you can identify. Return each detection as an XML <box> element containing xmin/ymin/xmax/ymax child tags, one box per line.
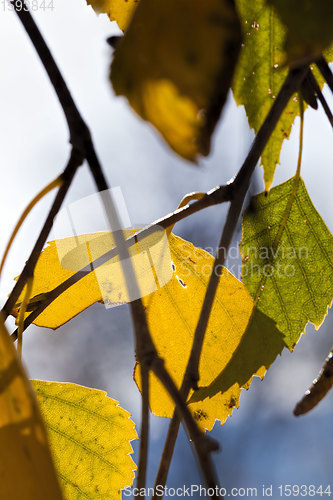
<box><xmin>2</xmin><ymin>148</ymin><xmax>84</xmax><ymax>320</ymax></box>
<box><xmin>0</xmin><ymin>176</ymin><xmax>62</xmax><ymax>279</ymax></box>
<box><xmin>296</xmin><ymin>95</ymin><xmax>304</xmax><ymax>180</ymax></box>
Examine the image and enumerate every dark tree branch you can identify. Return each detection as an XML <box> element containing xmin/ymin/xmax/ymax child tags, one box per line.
<box><xmin>10</xmin><ymin>184</ymin><xmax>233</xmax><ymax>336</ymax></box>
<box><xmin>153</xmin><ymin>65</ymin><xmax>309</xmax><ymax>494</ymax></box>
<box><xmin>9</xmin><ymin>1</ymin><xmax>221</xmax><ymax>492</ymax></box>
<box><xmin>2</xmin><ymin>148</ymin><xmax>84</xmax><ymax>320</ymax></box>
<box><xmin>7</xmin><ymin>1</ymin><xmax>315</xmax><ymax>496</ymax></box>
<box><xmin>9</xmin><ymin>0</ymin><xmax>91</xmax><ymax>151</ymax></box>
<box><xmin>137</xmin><ymin>364</ymin><xmax>150</xmax><ymax>491</ymax></box>
<box><xmin>316</xmin><ymin>57</ymin><xmax>333</xmax><ymax>95</ymax></box>
<box><xmin>294</xmin><ymin>346</ymin><xmax>333</xmax><ymax>416</ymax></box>
<box><xmin>307</xmin><ymin>71</ymin><xmax>333</xmax><ymax>130</ymax></box>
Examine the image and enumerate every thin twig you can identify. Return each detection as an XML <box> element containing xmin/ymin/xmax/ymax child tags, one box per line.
<box><xmin>307</xmin><ymin>71</ymin><xmax>333</xmax><ymax>129</ymax></box>
<box><xmin>153</xmin><ymin>65</ymin><xmax>309</xmax><ymax>494</ymax></box>
<box><xmin>84</xmin><ymin>138</ymin><xmax>222</xmax><ymax>492</ymax></box>
<box><xmin>316</xmin><ymin>57</ymin><xmax>333</xmax><ymax>95</ymax></box>
<box><xmin>294</xmin><ymin>346</ymin><xmax>333</xmax><ymax>416</ymax></box>
<box><xmin>2</xmin><ymin>148</ymin><xmax>84</xmax><ymax>320</ymax></box>
<box><xmin>10</xmin><ymin>2</ymin><xmax>222</xmax><ymax>491</ymax></box>
<box><xmin>0</xmin><ymin>175</ymin><xmax>62</xmax><ymax>278</ymax></box>
<box><xmin>11</xmin><ymin>184</ymin><xmax>232</xmax><ymax>336</ymax></box>
<box><xmin>137</xmin><ymin>364</ymin><xmax>150</xmax><ymax>490</ymax></box>
<box><xmin>16</xmin><ymin>276</ymin><xmax>33</xmax><ymax>359</ymax></box>
<box><xmin>9</xmin><ymin>0</ymin><xmax>91</xmax><ymax>151</ymax></box>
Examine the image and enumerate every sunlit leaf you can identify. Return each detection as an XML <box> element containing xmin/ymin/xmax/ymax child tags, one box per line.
<box><xmin>110</xmin><ymin>0</ymin><xmax>242</xmax><ymax>161</ymax></box>
<box><xmin>13</xmin><ymin>228</ymin><xmax>171</xmax><ymax>329</ymax></box>
<box><xmin>233</xmin><ymin>0</ymin><xmax>332</xmax><ymax>190</ymax></box>
<box><xmin>32</xmin><ymin>381</ymin><xmax>137</xmax><ymax>499</ymax></box>
<box><xmin>240</xmin><ymin>176</ymin><xmax>333</xmax><ymax>349</ymax></box>
<box><xmin>13</xmin><ymin>231</ymin><xmax>286</xmax><ymax>430</ymax></box>
<box><xmin>134</xmin><ymin>235</ymin><xmax>286</xmax><ymax>430</ymax></box>
<box><xmin>267</xmin><ymin>0</ymin><xmax>333</xmax><ymax>65</ymax></box>
<box><xmin>0</xmin><ymin>319</ymin><xmax>63</xmax><ymax>499</ymax></box>
<box><xmin>86</xmin><ymin>0</ymin><xmax>138</xmax><ymax>31</ymax></box>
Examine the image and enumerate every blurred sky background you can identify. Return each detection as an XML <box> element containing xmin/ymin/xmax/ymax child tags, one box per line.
<box><xmin>0</xmin><ymin>1</ymin><xmax>332</xmax><ymax>498</ymax></box>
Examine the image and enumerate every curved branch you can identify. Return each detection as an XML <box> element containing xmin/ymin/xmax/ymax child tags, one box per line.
<box><xmin>9</xmin><ymin>2</ymin><xmax>222</xmax><ymax>491</ymax></box>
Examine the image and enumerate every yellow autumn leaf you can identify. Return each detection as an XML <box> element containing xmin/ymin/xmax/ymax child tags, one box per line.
<box><xmin>134</xmin><ymin>235</ymin><xmax>285</xmax><ymax>431</ymax></box>
<box><xmin>110</xmin><ymin>0</ymin><xmax>242</xmax><ymax>161</ymax></box>
<box><xmin>0</xmin><ymin>318</ymin><xmax>63</xmax><ymax>499</ymax></box>
<box><xmin>32</xmin><ymin>381</ymin><xmax>137</xmax><ymax>499</ymax></box>
<box><xmin>13</xmin><ymin>231</ymin><xmax>285</xmax><ymax>431</ymax></box>
<box><xmin>13</xmin><ymin>228</ymin><xmax>171</xmax><ymax>329</ymax></box>
<box><xmin>86</xmin><ymin>0</ymin><xmax>138</xmax><ymax>31</ymax></box>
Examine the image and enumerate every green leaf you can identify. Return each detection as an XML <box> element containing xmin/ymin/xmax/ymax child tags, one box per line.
<box><xmin>233</xmin><ymin>0</ymin><xmax>332</xmax><ymax>190</ymax></box>
<box><xmin>110</xmin><ymin>0</ymin><xmax>242</xmax><ymax>161</ymax></box>
<box><xmin>240</xmin><ymin>176</ymin><xmax>333</xmax><ymax>349</ymax></box>
<box><xmin>267</xmin><ymin>0</ymin><xmax>333</xmax><ymax>65</ymax></box>
<box><xmin>233</xmin><ymin>0</ymin><xmax>297</xmax><ymax>190</ymax></box>
<box><xmin>32</xmin><ymin>381</ymin><xmax>137</xmax><ymax>499</ymax></box>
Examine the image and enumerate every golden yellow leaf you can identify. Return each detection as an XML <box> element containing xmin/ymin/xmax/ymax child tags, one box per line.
<box><xmin>134</xmin><ymin>234</ymin><xmax>285</xmax><ymax>430</ymax></box>
<box><xmin>32</xmin><ymin>381</ymin><xmax>137</xmax><ymax>499</ymax></box>
<box><xmin>0</xmin><ymin>318</ymin><xmax>63</xmax><ymax>499</ymax></box>
<box><xmin>13</xmin><ymin>231</ymin><xmax>285</xmax><ymax>431</ymax></box>
<box><xmin>110</xmin><ymin>0</ymin><xmax>242</xmax><ymax>161</ymax></box>
<box><xmin>13</xmin><ymin>228</ymin><xmax>171</xmax><ymax>329</ymax></box>
<box><xmin>86</xmin><ymin>0</ymin><xmax>138</xmax><ymax>31</ymax></box>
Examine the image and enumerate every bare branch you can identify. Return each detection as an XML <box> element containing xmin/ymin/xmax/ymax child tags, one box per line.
<box><xmin>10</xmin><ymin>1</ymin><xmax>222</xmax><ymax>491</ymax></box>
<box><xmin>306</xmin><ymin>72</ymin><xmax>333</xmax><ymax>130</ymax></box>
<box><xmin>153</xmin><ymin>65</ymin><xmax>309</xmax><ymax>494</ymax></box>
<box><xmin>316</xmin><ymin>57</ymin><xmax>333</xmax><ymax>95</ymax></box>
<box><xmin>10</xmin><ymin>184</ymin><xmax>233</xmax><ymax>336</ymax></box>
<box><xmin>137</xmin><ymin>364</ymin><xmax>150</xmax><ymax>491</ymax></box>
<box><xmin>9</xmin><ymin>0</ymin><xmax>91</xmax><ymax>152</ymax></box>
<box><xmin>3</xmin><ymin>148</ymin><xmax>84</xmax><ymax>320</ymax></box>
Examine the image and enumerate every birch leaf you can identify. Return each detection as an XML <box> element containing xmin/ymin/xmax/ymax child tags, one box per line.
<box><xmin>12</xmin><ymin>232</ymin><xmax>286</xmax><ymax>430</ymax></box>
<box><xmin>233</xmin><ymin>0</ymin><xmax>332</xmax><ymax>190</ymax></box>
<box><xmin>134</xmin><ymin>236</ymin><xmax>286</xmax><ymax>430</ymax></box>
<box><xmin>110</xmin><ymin>0</ymin><xmax>242</xmax><ymax>161</ymax></box>
<box><xmin>233</xmin><ymin>0</ymin><xmax>295</xmax><ymax>190</ymax></box>
<box><xmin>12</xmin><ymin>228</ymin><xmax>171</xmax><ymax>329</ymax></box>
<box><xmin>240</xmin><ymin>176</ymin><xmax>333</xmax><ymax>349</ymax></box>
<box><xmin>267</xmin><ymin>0</ymin><xmax>333</xmax><ymax>65</ymax></box>
<box><xmin>32</xmin><ymin>381</ymin><xmax>137</xmax><ymax>500</ymax></box>
<box><xmin>0</xmin><ymin>319</ymin><xmax>63</xmax><ymax>500</ymax></box>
